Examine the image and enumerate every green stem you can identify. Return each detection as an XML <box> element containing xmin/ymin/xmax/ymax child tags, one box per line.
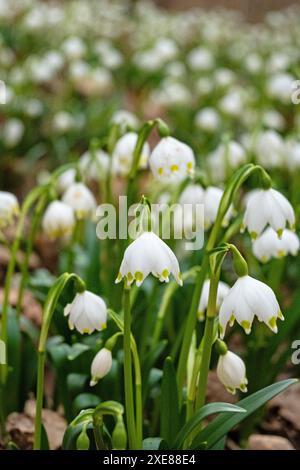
<box><xmin>33</xmin><ymin>272</ymin><xmax>84</xmax><ymax>449</ymax></box>
<box><xmin>122</xmin><ymin>287</ymin><xmax>138</xmax><ymax>449</ymax></box>
<box><xmin>195</xmin><ymin>273</ymin><xmax>219</xmax><ymax>410</ymax></box>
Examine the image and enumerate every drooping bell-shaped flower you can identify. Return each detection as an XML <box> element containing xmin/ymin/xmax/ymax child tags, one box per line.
<box><xmin>217</xmin><ymin>350</ymin><xmax>248</xmax><ymax>394</ymax></box>
<box><xmin>62</xmin><ymin>182</ymin><xmax>97</xmax><ymax>220</ymax></box>
<box><xmin>198</xmin><ymin>279</ymin><xmax>230</xmax><ymax>320</ymax></box>
<box><xmin>116</xmin><ymin>231</ymin><xmax>182</xmax><ymax>287</ymax></box>
<box><xmin>64</xmin><ymin>290</ymin><xmax>107</xmax><ymax>334</ymax></box>
<box><xmin>90</xmin><ymin>348</ymin><xmax>112</xmax><ymax>386</ymax></box>
<box><xmin>112</xmin><ymin>132</ymin><xmax>150</xmax><ymax>176</ymax></box>
<box><xmin>79</xmin><ymin>149</ymin><xmax>109</xmax><ymax>182</ymax></box>
<box><xmin>203</xmin><ymin>186</ymin><xmax>233</xmax><ymax>229</ymax></box>
<box><xmin>0</xmin><ymin>191</ymin><xmax>19</xmax><ymax>228</ymax></box>
<box><xmin>149</xmin><ymin>136</ymin><xmax>195</xmax><ymax>183</ymax></box>
<box><xmin>42</xmin><ymin>200</ymin><xmax>75</xmax><ymax>240</ymax></box>
<box><xmin>253</xmin><ymin>227</ymin><xmax>300</xmax><ymax>262</ymax></box>
<box><xmin>242</xmin><ymin>188</ymin><xmax>295</xmax><ymax>239</ymax></box>
<box><xmin>219</xmin><ymin>275</ymin><xmax>283</xmax><ymax>338</ymax></box>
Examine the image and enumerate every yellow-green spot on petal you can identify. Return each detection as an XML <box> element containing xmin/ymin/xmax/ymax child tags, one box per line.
<box><xmin>127</xmin><ymin>272</ymin><xmax>133</xmax><ymax>281</ymax></box>
<box><xmin>241</xmin><ymin>320</ymin><xmax>251</xmax><ymax>334</ymax></box>
<box><xmin>278</xmin><ymin>310</ymin><xmax>284</xmax><ymax>320</ymax></box>
<box><xmin>229</xmin><ymin>314</ymin><xmax>235</xmax><ymax>327</ymax></box>
<box><xmin>135</xmin><ymin>271</ymin><xmax>143</xmax><ymax>282</ymax></box>
<box><xmin>250</xmin><ymin>231</ymin><xmax>257</xmax><ymax>240</ymax></box>
<box><xmin>116</xmin><ymin>271</ymin><xmax>122</xmax><ymax>281</ymax></box>
<box><xmin>158</xmin><ymin>167</ymin><xmax>164</xmax><ymax>175</ymax></box>
<box><xmin>240</xmin><ymin>383</ymin><xmax>247</xmax><ymax>392</ymax></box>
<box><xmin>240</xmin><ymin>223</ymin><xmax>245</xmax><ymax>233</ymax></box>
<box><xmin>83</xmin><ymin>328</ymin><xmax>90</xmax><ymax>334</ymax></box>
<box><xmin>276</xmin><ymin>228</ymin><xmax>283</xmax><ymax>239</ymax></box>
<box><xmin>226</xmin><ymin>387</ymin><xmax>236</xmax><ymax>395</ymax></box>
<box><xmin>261</xmin><ymin>255</ymin><xmax>268</xmax><ymax>263</ymax></box>
<box><xmin>268</xmin><ymin>316</ymin><xmax>278</xmax><ymax>332</ymax></box>
<box><xmin>171</xmin><ymin>164</ymin><xmax>179</xmax><ymax>173</ymax></box>
<box><xmin>187</xmin><ymin>162</ymin><xmax>193</xmax><ymax>172</ymax></box>
<box><xmin>101</xmin><ymin>322</ymin><xmax>107</xmax><ymax>330</ymax></box>
<box><xmin>197</xmin><ymin>310</ymin><xmax>205</xmax><ymax>321</ymax></box>
<box><xmin>162</xmin><ymin>268</ymin><xmax>169</xmax><ymax>278</ymax></box>
<box><xmin>277</xmin><ymin>249</ymin><xmax>286</xmax><ymax>258</ymax></box>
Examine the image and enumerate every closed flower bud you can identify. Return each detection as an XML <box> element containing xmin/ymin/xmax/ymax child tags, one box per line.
<box><xmin>116</xmin><ymin>231</ymin><xmax>182</xmax><ymax>287</ymax></box>
<box><xmin>64</xmin><ymin>290</ymin><xmax>107</xmax><ymax>334</ymax></box>
<box><xmin>112</xmin><ymin>132</ymin><xmax>150</xmax><ymax>176</ymax></box>
<box><xmin>253</xmin><ymin>227</ymin><xmax>300</xmax><ymax>262</ymax></box>
<box><xmin>149</xmin><ymin>136</ymin><xmax>195</xmax><ymax>183</ymax></box>
<box><xmin>42</xmin><ymin>200</ymin><xmax>75</xmax><ymax>240</ymax></box>
<box><xmin>62</xmin><ymin>182</ymin><xmax>97</xmax><ymax>220</ymax></box>
<box><xmin>76</xmin><ymin>427</ymin><xmax>90</xmax><ymax>450</ymax></box>
<box><xmin>217</xmin><ymin>351</ymin><xmax>248</xmax><ymax>394</ymax></box>
<box><xmin>219</xmin><ymin>275</ymin><xmax>283</xmax><ymax>338</ymax></box>
<box><xmin>90</xmin><ymin>348</ymin><xmax>112</xmax><ymax>386</ymax></box>
<box><xmin>0</xmin><ymin>191</ymin><xmax>19</xmax><ymax>228</ymax></box>
<box><xmin>112</xmin><ymin>417</ymin><xmax>127</xmax><ymax>450</ymax></box>
<box><xmin>198</xmin><ymin>279</ymin><xmax>230</xmax><ymax>320</ymax></box>
<box><xmin>242</xmin><ymin>188</ymin><xmax>295</xmax><ymax>239</ymax></box>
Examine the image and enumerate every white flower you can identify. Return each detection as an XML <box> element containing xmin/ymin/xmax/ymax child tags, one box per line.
<box><xmin>267</xmin><ymin>72</ymin><xmax>295</xmax><ymax>103</ymax></box>
<box><xmin>62</xmin><ymin>182</ymin><xmax>97</xmax><ymax>220</ymax></box>
<box><xmin>52</xmin><ymin>111</ymin><xmax>75</xmax><ymax>133</ymax></box>
<box><xmin>187</xmin><ymin>47</ymin><xmax>214</xmax><ymax>71</ymax></box>
<box><xmin>208</xmin><ymin>141</ymin><xmax>247</xmax><ymax>182</ymax></box>
<box><xmin>262</xmin><ymin>110</ymin><xmax>285</xmax><ymax>131</ymax></box>
<box><xmin>242</xmin><ymin>188</ymin><xmax>295</xmax><ymax>239</ymax></box>
<box><xmin>0</xmin><ymin>191</ymin><xmax>19</xmax><ymax>228</ymax></box>
<box><xmin>255</xmin><ymin>130</ymin><xmax>284</xmax><ymax>168</ymax></box>
<box><xmin>42</xmin><ymin>200</ymin><xmax>75</xmax><ymax>240</ymax></box>
<box><xmin>62</xmin><ymin>36</ymin><xmax>86</xmax><ymax>60</ymax></box>
<box><xmin>112</xmin><ymin>132</ymin><xmax>150</xmax><ymax>176</ymax></box>
<box><xmin>111</xmin><ymin>110</ymin><xmax>139</xmax><ymax>131</ymax></box>
<box><xmin>57</xmin><ymin>168</ymin><xmax>76</xmax><ymax>194</ymax></box>
<box><xmin>64</xmin><ymin>290</ymin><xmax>107</xmax><ymax>334</ymax></box>
<box><xmin>149</xmin><ymin>136</ymin><xmax>195</xmax><ymax>183</ymax></box>
<box><xmin>79</xmin><ymin>150</ymin><xmax>109</xmax><ymax>182</ymax></box>
<box><xmin>116</xmin><ymin>231</ymin><xmax>182</xmax><ymax>287</ymax></box>
<box><xmin>203</xmin><ymin>186</ymin><xmax>233</xmax><ymax>229</ymax></box>
<box><xmin>219</xmin><ymin>275</ymin><xmax>283</xmax><ymax>338</ymax></box>
<box><xmin>198</xmin><ymin>279</ymin><xmax>230</xmax><ymax>320</ymax></box>
<box><xmin>219</xmin><ymin>90</ymin><xmax>243</xmax><ymax>117</ymax></box>
<box><xmin>195</xmin><ymin>108</ymin><xmax>220</xmax><ymax>133</ymax></box>
<box><xmin>253</xmin><ymin>227</ymin><xmax>300</xmax><ymax>262</ymax></box>
<box><xmin>179</xmin><ymin>184</ymin><xmax>205</xmax><ymax>205</ymax></box>
<box><xmin>90</xmin><ymin>348</ymin><xmax>112</xmax><ymax>386</ymax></box>
<box><xmin>286</xmin><ymin>140</ymin><xmax>300</xmax><ymax>170</ymax></box>
<box><xmin>2</xmin><ymin>118</ymin><xmax>24</xmax><ymax>147</ymax></box>
<box><xmin>217</xmin><ymin>351</ymin><xmax>248</xmax><ymax>394</ymax></box>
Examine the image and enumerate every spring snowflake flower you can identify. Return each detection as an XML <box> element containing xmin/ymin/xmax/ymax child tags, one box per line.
<box><xmin>208</xmin><ymin>141</ymin><xmax>247</xmax><ymax>182</ymax></box>
<box><xmin>62</xmin><ymin>182</ymin><xmax>97</xmax><ymax>220</ymax></box>
<box><xmin>64</xmin><ymin>290</ymin><xmax>107</xmax><ymax>334</ymax></box>
<box><xmin>90</xmin><ymin>348</ymin><xmax>113</xmax><ymax>386</ymax></box>
<box><xmin>149</xmin><ymin>136</ymin><xmax>195</xmax><ymax>183</ymax></box>
<box><xmin>198</xmin><ymin>279</ymin><xmax>230</xmax><ymax>320</ymax></box>
<box><xmin>0</xmin><ymin>191</ymin><xmax>19</xmax><ymax>228</ymax></box>
<box><xmin>253</xmin><ymin>227</ymin><xmax>300</xmax><ymax>262</ymax></box>
<box><xmin>195</xmin><ymin>107</ymin><xmax>220</xmax><ymax>133</ymax></box>
<box><xmin>42</xmin><ymin>200</ymin><xmax>75</xmax><ymax>240</ymax></box>
<box><xmin>217</xmin><ymin>351</ymin><xmax>248</xmax><ymax>394</ymax></box>
<box><xmin>219</xmin><ymin>275</ymin><xmax>283</xmax><ymax>338</ymax></box>
<box><xmin>79</xmin><ymin>149</ymin><xmax>109</xmax><ymax>182</ymax></box>
<box><xmin>111</xmin><ymin>110</ymin><xmax>139</xmax><ymax>131</ymax></box>
<box><xmin>112</xmin><ymin>132</ymin><xmax>150</xmax><ymax>176</ymax></box>
<box><xmin>203</xmin><ymin>186</ymin><xmax>233</xmax><ymax>229</ymax></box>
<box><xmin>57</xmin><ymin>168</ymin><xmax>76</xmax><ymax>193</ymax></box>
<box><xmin>255</xmin><ymin>130</ymin><xmax>284</xmax><ymax>168</ymax></box>
<box><xmin>242</xmin><ymin>188</ymin><xmax>295</xmax><ymax>239</ymax></box>
<box><xmin>116</xmin><ymin>231</ymin><xmax>182</xmax><ymax>287</ymax></box>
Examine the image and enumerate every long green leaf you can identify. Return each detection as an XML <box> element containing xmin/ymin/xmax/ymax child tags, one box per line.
<box><xmin>160</xmin><ymin>357</ymin><xmax>180</xmax><ymax>445</ymax></box>
<box><xmin>191</xmin><ymin>378</ymin><xmax>297</xmax><ymax>449</ymax></box>
<box><xmin>173</xmin><ymin>402</ymin><xmax>245</xmax><ymax>449</ymax></box>
<box><xmin>143</xmin><ymin>438</ymin><xmax>168</xmax><ymax>450</ymax></box>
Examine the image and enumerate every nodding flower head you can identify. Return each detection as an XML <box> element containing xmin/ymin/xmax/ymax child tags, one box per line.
<box><xmin>64</xmin><ymin>290</ymin><xmax>107</xmax><ymax>335</ymax></box>
<box><xmin>219</xmin><ymin>275</ymin><xmax>283</xmax><ymax>338</ymax></box>
<box><xmin>149</xmin><ymin>136</ymin><xmax>195</xmax><ymax>183</ymax></box>
<box><xmin>217</xmin><ymin>350</ymin><xmax>248</xmax><ymax>394</ymax></box>
<box><xmin>112</xmin><ymin>132</ymin><xmax>150</xmax><ymax>176</ymax></box>
<box><xmin>242</xmin><ymin>188</ymin><xmax>295</xmax><ymax>239</ymax></box>
<box><xmin>62</xmin><ymin>182</ymin><xmax>97</xmax><ymax>220</ymax></box>
<box><xmin>42</xmin><ymin>200</ymin><xmax>75</xmax><ymax>240</ymax></box>
<box><xmin>0</xmin><ymin>191</ymin><xmax>19</xmax><ymax>228</ymax></box>
<box><xmin>252</xmin><ymin>227</ymin><xmax>300</xmax><ymax>262</ymax></box>
<box><xmin>90</xmin><ymin>348</ymin><xmax>112</xmax><ymax>386</ymax></box>
<box><xmin>116</xmin><ymin>231</ymin><xmax>183</xmax><ymax>287</ymax></box>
